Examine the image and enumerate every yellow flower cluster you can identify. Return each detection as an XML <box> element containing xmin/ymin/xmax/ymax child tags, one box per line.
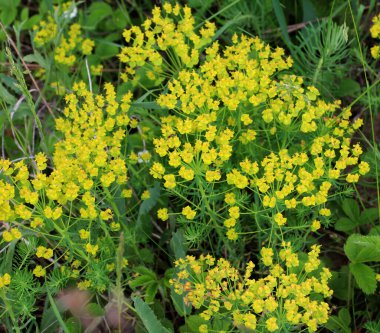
<box><xmin>33</xmin><ymin>4</ymin><xmax>94</xmax><ymax>66</ymax></box>
<box><xmin>119</xmin><ymin>3</ymin><xmax>215</xmax><ymax>81</ymax></box>
<box><xmin>171</xmin><ymin>243</ymin><xmax>332</xmax><ymax>332</ymax></box>
<box><xmin>54</xmin><ymin>23</ymin><xmax>94</xmax><ymax>66</ymax></box>
<box><xmin>0</xmin><ymin>82</ymin><xmax>133</xmax><ymax>289</ymax></box>
<box><xmin>33</xmin><ymin>15</ymin><xmax>57</xmax><ymax>46</ymax></box>
<box><xmin>370</xmin><ymin>14</ymin><xmax>380</xmax><ymax>59</ymax></box>
<box><xmin>137</xmin><ymin>5</ymin><xmax>368</xmax><ymax>240</ymax></box>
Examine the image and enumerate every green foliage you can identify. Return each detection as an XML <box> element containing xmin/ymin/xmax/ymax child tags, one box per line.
<box><xmin>344</xmin><ymin>234</ymin><xmax>380</xmax><ymax>294</ymax></box>
<box><xmin>133</xmin><ymin>297</ymin><xmax>171</xmax><ymax>333</ymax></box>
<box><xmin>0</xmin><ymin>0</ymin><xmax>380</xmax><ymax>332</ymax></box>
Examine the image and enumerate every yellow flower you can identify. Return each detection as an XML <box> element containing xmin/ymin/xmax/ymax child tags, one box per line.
<box><xmin>346</xmin><ymin>173</ymin><xmax>359</xmax><ymax>183</ymax></box>
<box><xmin>82</xmin><ymin>38</ymin><xmax>95</xmax><ymax>55</ymax></box>
<box><xmin>2</xmin><ymin>231</ymin><xmax>13</xmax><ymax>242</ymax></box>
<box><xmin>77</xmin><ymin>280</ymin><xmax>91</xmax><ymax>290</ymax></box>
<box><xmin>85</xmin><ymin>243</ymin><xmax>99</xmax><ymax>256</ymax></box>
<box><xmin>311</xmin><ymin>220</ymin><xmax>321</xmax><ymax>231</ymax></box>
<box><xmin>274</xmin><ymin>212</ymin><xmax>287</xmax><ymax>226</ymax></box>
<box><xmin>182</xmin><ymin>206</ymin><xmax>196</xmax><ymax>220</ymax></box>
<box><xmin>35</xmin><ymin>152</ymin><xmax>48</xmax><ymax>171</ymax></box>
<box><xmin>228</xmin><ymin>206</ymin><xmax>240</xmax><ymax>219</ymax></box>
<box><xmin>0</xmin><ymin>273</ymin><xmax>11</xmax><ymax>288</ymax></box>
<box><xmin>157</xmin><ymin>208</ymin><xmax>169</xmax><ymax>221</ymax></box>
<box><xmin>141</xmin><ymin>190</ymin><xmax>151</xmax><ymax>200</ymax></box>
<box><xmin>3</xmin><ymin>228</ymin><xmax>22</xmax><ymax>242</ymax></box>
<box><xmin>199</xmin><ymin>324</ymin><xmax>208</xmax><ymax>333</ymax></box>
<box><xmin>224</xmin><ymin>218</ymin><xmax>236</xmax><ymax>228</ymax></box>
<box><xmin>319</xmin><ymin>208</ymin><xmax>331</xmax><ymax>217</ymax></box>
<box><xmin>121</xmin><ymin>189</ymin><xmax>133</xmax><ymax>198</ymax></box>
<box><xmin>110</xmin><ymin>222</ymin><xmax>120</xmax><ymax>231</ymax></box>
<box><xmin>164</xmin><ymin>174</ymin><xmax>176</xmax><ymax>189</ymax></box>
<box><xmin>358</xmin><ymin>161</ymin><xmax>370</xmax><ymax>175</ymax></box>
<box><xmin>100</xmin><ymin>209</ymin><xmax>113</xmax><ymax>221</ymax></box>
<box><xmin>224</xmin><ymin>193</ymin><xmax>236</xmax><ymax>205</ymax></box>
<box><xmin>226</xmin><ymin>228</ymin><xmax>238</xmax><ymax>241</ymax></box>
<box><xmin>36</xmin><ymin>246</ymin><xmax>54</xmax><ymax>259</ymax></box>
<box><xmin>33</xmin><ymin>265</ymin><xmax>46</xmax><ymax>277</ymax></box>
<box><xmin>179</xmin><ymin>166</ymin><xmax>194</xmax><ymax>181</ymax></box>
<box><xmin>79</xmin><ymin>229</ymin><xmax>90</xmax><ymax>240</ymax></box>
<box><xmin>31</xmin><ymin>217</ymin><xmax>44</xmax><ymax>229</ymax></box>
<box><xmin>266</xmin><ymin>317</ymin><xmax>278</xmax><ymax>332</ymax></box>
<box><xmin>150</xmin><ymin>162</ymin><xmax>166</xmax><ymax>179</ymax></box>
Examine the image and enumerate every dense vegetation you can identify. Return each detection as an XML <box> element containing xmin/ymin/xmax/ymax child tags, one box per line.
<box><xmin>0</xmin><ymin>0</ymin><xmax>380</xmax><ymax>332</ymax></box>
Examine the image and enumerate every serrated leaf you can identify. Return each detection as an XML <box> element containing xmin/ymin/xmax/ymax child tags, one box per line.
<box><xmin>344</xmin><ymin>234</ymin><xmax>380</xmax><ymax>263</ymax></box>
<box><xmin>335</xmin><ymin>217</ymin><xmax>356</xmax><ymax>232</ymax></box>
<box><xmin>145</xmin><ymin>282</ymin><xmax>159</xmax><ymax>304</ymax></box>
<box><xmin>349</xmin><ymin>263</ymin><xmax>377</xmax><ymax>295</ymax></box>
<box><xmin>132</xmin><ymin>297</ymin><xmax>171</xmax><ymax>333</ymax></box>
<box><xmin>342</xmin><ymin>198</ymin><xmax>360</xmax><ymax>221</ymax></box>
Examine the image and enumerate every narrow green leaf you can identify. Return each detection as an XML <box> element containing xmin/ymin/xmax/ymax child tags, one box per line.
<box><xmin>170</xmin><ymin>230</ymin><xmax>187</xmax><ymax>259</ymax></box>
<box><xmin>272</xmin><ymin>0</ymin><xmax>291</xmax><ymax>46</ymax></box>
<box><xmin>132</xmin><ymin>297</ymin><xmax>171</xmax><ymax>333</ymax></box>
<box><xmin>47</xmin><ymin>292</ymin><xmax>70</xmax><ymax>333</ymax></box>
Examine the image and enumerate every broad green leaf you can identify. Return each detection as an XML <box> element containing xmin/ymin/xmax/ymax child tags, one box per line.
<box><xmin>302</xmin><ymin>0</ymin><xmax>318</xmax><ymax>21</ymax></box>
<box><xmin>0</xmin><ymin>4</ymin><xmax>17</xmax><ymax>25</ymax></box>
<box><xmin>335</xmin><ymin>217</ymin><xmax>356</xmax><ymax>232</ymax></box>
<box><xmin>186</xmin><ymin>315</ymin><xmax>207</xmax><ymax>331</ymax></box>
<box><xmin>338</xmin><ymin>308</ymin><xmax>351</xmax><ymax>326</ymax></box>
<box><xmin>85</xmin><ymin>2</ymin><xmax>112</xmax><ymax>29</ymax></box>
<box><xmin>349</xmin><ymin>263</ymin><xmax>377</xmax><ymax>295</ymax></box>
<box><xmin>132</xmin><ymin>297</ymin><xmax>171</xmax><ymax>333</ymax></box>
<box><xmin>369</xmin><ymin>226</ymin><xmax>380</xmax><ymax>236</ymax></box>
<box><xmin>335</xmin><ymin>78</ymin><xmax>360</xmax><ymax>98</ymax></box>
<box><xmin>0</xmin><ymin>82</ymin><xmax>16</xmax><ymax>104</ymax></box>
<box><xmin>95</xmin><ymin>39</ymin><xmax>120</xmax><ymax>60</ymax></box>
<box><xmin>342</xmin><ymin>198</ymin><xmax>360</xmax><ymax>221</ymax></box>
<box><xmin>64</xmin><ymin>317</ymin><xmax>81</xmax><ymax>333</ymax></box>
<box><xmin>360</xmin><ymin>208</ymin><xmax>379</xmax><ymax>225</ymax></box>
<box><xmin>344</xmin><ymin>234</ymin><xmax>380</xmax><ymax>263</ymax></box>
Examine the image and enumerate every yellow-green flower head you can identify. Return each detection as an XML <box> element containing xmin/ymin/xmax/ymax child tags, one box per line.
<box><xmin>172</xmin><ymin>244</ymin><xmax>332</xmax><ymax>332</ymax></box>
